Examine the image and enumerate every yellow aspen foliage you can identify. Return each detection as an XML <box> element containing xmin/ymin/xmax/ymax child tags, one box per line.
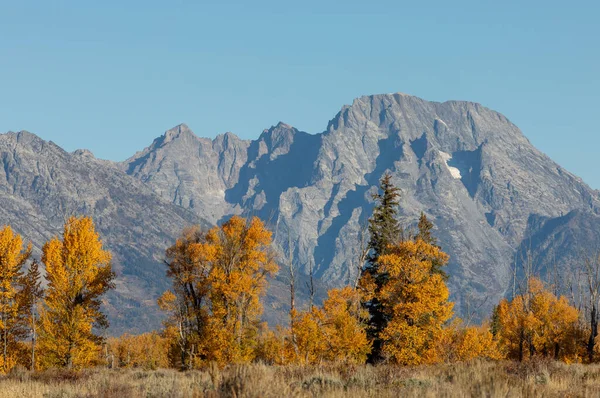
<box><xmin>439</xmin><ymin>320</ymin><xmax>501</xmax><ymax>362</ymax></box>
<box><xmin>454</xmin><ymin>326</ymin><xmax>501</xmax><ymax>361</ymax></box>
<box><xmin>157</xmin><ymin>286</ymin><xmax>202</xmax><ymax>370</ymax></box>
<box><xmin>530</xmin><ymin>283</ymin><xmax>580</xmax><ymax>361</ymax></box>
<box><xmin>156</xmin><ymin>290</ymin><xmax>194</xmax><ymax>368</ymax></box>
<box><xmin>320</xmin><ymin>287</ymin><xmax>371</xmax><ymax>364</ymax></box>
<box><xmin>495</xmin><ymin>277</ymin><xmax>580</xmax><ymax>362</ymax></box>
<box><xmin>285</xmin><ymin>288</ymin><xmax>371</xmax><ymax>365</ymax></box>
<box><xmin>107</xmin><ymin>332</ymin><xmax>170</xmax><ymax>369</ymax></box>
<box><xmin>255</xmin><ymin>323</ymin><xmax>287</xmax><ymax>365</ymax></box>
<box><xmin>19</xmin><ymin>260</ymin><xmax>44</xmax><ymax>371</ymax></box>
<box><xmin>159</xmin><ymin>216</ymin><xmax>278</xmax><ymax>367</ymax></box>
<box><xmin>204</xmin><ymin>216</ymin><xmax>278</xmax><ymax>364</ymax></box>
<box><xmin>494</xmin><ymin>296</ymin><xmax>527</xmax><ymax>360</ymax></box>
<box><xmin>162</xmin><ymin>225</ymin><xmax>211</xmax><ymax>364</ymax></box>
<box><xmin>0</xmin><ymin>226</ymin><xmax>32</xmax><ymax>373</ymax></box>
<box><xmin>377</xmin><ymin>239</ymin><xmax>453</xmax><ymax>365</ymax></box>
<box><xmin>290</xmin><ymin>307</ymin><xmax>326</xmax><ymax>365</ymax></box>
<box><xmin>38</xmin><ymin>216</ymin><xmax>115</xmax><ymax>370</ymax></box>
<box><xmin>357</xmin><ymin>271</ymin><xmax>377</xmax><ymax>305</ymax></box>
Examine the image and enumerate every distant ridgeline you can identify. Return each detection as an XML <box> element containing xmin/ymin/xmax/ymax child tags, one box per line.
<box><xmin>0</xmin><ymin>92</ymin><xmax>599</xmax><ymax>336</ymax></box>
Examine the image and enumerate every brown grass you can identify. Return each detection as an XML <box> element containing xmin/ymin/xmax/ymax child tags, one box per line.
<box><xmin>1</xmin><ymin>360</ymin><xmax>599</xmax><ymax>397</ymax></box>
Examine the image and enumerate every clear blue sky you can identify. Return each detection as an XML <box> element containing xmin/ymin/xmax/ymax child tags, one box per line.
<box><xmin>1</xmin><ymin>1</ymin><xmax>598</xmax><ymax>186</ymax></box>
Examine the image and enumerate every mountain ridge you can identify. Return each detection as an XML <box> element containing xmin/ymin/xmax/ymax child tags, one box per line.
<box><xmin>121</xmin><ymin>92</ymin><xmax>599</xmax><ymax>320</ymax></box>
<box><xmin>2</xmin><ymin>92</ymin><xmax>599</xmax><ymax>331</ymax></box>
<box><xmin>0</xmin><ymin>129</ymin><xmax>203</xmax><ymax>334</ymax></box>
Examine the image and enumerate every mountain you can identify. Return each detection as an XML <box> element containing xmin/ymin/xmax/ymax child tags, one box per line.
<box><xmin>123</xmin><ymin>124</ymin><xmax>250</xmax><ymax>224</ymax></box>
<box><xmin>3</xmin><ymin>92</ymin><xmax>598</xmax><ymax>334</ymax></box>
<box><xmin>123</xmin><ymin>93</ymin><xmax>600</xmax><ymax>319</ymax></box>
<box><xmin>0</xmin><ymin>131</ymin><xmax>202</xmax><ymax>334</ymax></box>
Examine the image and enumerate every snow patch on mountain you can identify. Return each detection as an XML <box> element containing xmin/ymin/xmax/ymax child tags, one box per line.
<box><xmin>439</xmin><ymin>151</ymin><xmax>462</xmax><ymax>179</ymax></box>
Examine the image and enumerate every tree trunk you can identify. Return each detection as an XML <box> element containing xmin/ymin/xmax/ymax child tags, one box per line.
<box><xmin>589</xmin><ymin>304</ymin><xmax>597</xmax><ymax>363</ymax></box>
<box><xmin>236</xmin><ymin>295</ymin><xmax>245</xmax><ymax>350</ymax></box>
<box><xmin>180</xmin><ymin>347</ymin><xmax>185</xmax><ymax>370</ymax></box>
<box><xmin>3</xmin><ymin>315</ymin><xmax>7</xmax><ymax>372</ymax></box>
<box><xmin>529</xmin><ymin>335</ymin><xmax>535</xmax><ymax>358</ymax></box>
<box><xmin>31</xmin><ymin>310</ymin><xmax>36</xmax><ymax>371</ymax></box>
<box><xmin>188</xmin><ymin>344</ymin><xmax>194</xmax><ymax>370</ymax></box>
<box><xmin>67</xmin><ymin>341</ymin><xmax>74</xmax><ymax>370</ymax></box>
<box><xmin>518</xmin><ymin>327</ymin><xmax>524</xmax><ymax>362</ymax></box>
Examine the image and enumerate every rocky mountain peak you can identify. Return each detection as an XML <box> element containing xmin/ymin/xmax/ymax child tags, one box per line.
<box><xmin>72</xmin><ymin>148</ymin><xmax>95</xmax><ymax>158</ymax></box>
<box><xmin>124</xmin><ymin>92</ymin><xmax>600</xmax><ymax>322</ymax></box>
<box><xmin>213</xmin><ymin>131</ymin><xmax>247</xmax><ymax>149</ymax></box>
<box><xmin>0</xmin><ymin>130</ymin><xmax>65</xmax><ymax>159</ymax></box>
<box><xmin>275</xmin><ymin>121</ymin><xmax>292</xmax><ymax>129</ymax></box>
<box><xmin>162</xmin><ymin>123</ymin><xmax>196</xmax><ymax>143</ymax></box>
<box><xmin>254</xmin><ymin>122</ymin><xmax>303</xmax><ymax>160</ymax></box>
<box><xmin>0</xmin><ymin>127</ymin><xmax>202</xmax><ymax>334</ymax></box>
<box><xmin>4</xmin><ymin>92</ymin><xmax>599</xmax><ymax>333</ymax></box>
<box><xmin>2</xmin><ymin>130</ymin><xmax>38</xmax><ymax>144</ymax></box>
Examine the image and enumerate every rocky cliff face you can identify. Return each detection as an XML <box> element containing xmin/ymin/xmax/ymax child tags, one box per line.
<box><xmin>0</xmin><ymin>131</ymin><xmax>201</xmax><ymax>334</ymax></box>
<box><xmin>3</xmin><ymin>92</ymin><xmax>598</xmax><ymax>333</ymax></box>
<box><xmin>124</xmin><ymin>124</ymin><xmax>250</xmax><ymax>224</ymax></box>
<box><xmin>123</xmin><ymin>93</ymin><xmax>600</xmax><ymax>319</ymax></box>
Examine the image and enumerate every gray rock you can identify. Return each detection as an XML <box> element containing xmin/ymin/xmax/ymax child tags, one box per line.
<box><xmin>3</xmin><ymin>92</ymin><xmax>598</xmax><ymax>333</ymax></box>
<box><xmin>123</xmin><ymin>124</ymin><xmax>250</xmax><ymax>224</ymax></box>
<box><xmin>123</xmin><ymin>93</ymin><xmax>600</xmax><ymax>320</ymax></box>
<box><xmin>0</xmin><ymin>130</ymin><xmax>202</xmax><ymax>334</ymax></box>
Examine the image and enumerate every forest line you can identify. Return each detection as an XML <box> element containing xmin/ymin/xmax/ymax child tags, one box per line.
<box><xmin>0</xmin><ymin>174</ymin><xmax>597</xmax><ymax>372</ymax></box>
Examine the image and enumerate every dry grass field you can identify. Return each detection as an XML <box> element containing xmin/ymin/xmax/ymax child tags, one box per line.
<box><xmin>0</xmin><ymin>360</ymin><xmax>599</xmax><ymax>398</ymax></box>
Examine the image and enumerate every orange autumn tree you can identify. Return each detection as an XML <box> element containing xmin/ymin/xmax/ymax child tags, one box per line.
<box><xmin>107</xmin><ymin>332</ymin><xmax>170</xmax><ymax>370</ymax></box>
<box><xmin>289</xmin><ymin>306</ymin><xmax>326</xmax><ymax>365</ymax></box>
<box><xmin>159</xmin><ymin>216</ymin><xmax>278</xmax><ymax>367</ymax></box>
<box><xmin>157</xmin><ymin>226</ymin><xmax>210</xmax><ymax>369</ymax></box>
<box><xmin>319</xmin><ymin>287</ymin><xmax>370</xmax><ymax>364</ymax></box>
<box><xmin>439</xmin><ymin>321</ymin><xmax>501</xmax><ymax>362</ymax></box>
<box><xmin>38</xmin><ymin>216</ymin><xmax>115</xmax><ymax>370</ymax></box>
<box><xmin>255</xmin><ymin>323</ymin><xmax>288</xmax><ymax>365</ymax></box>
<box><xmin>19</xmin><ymin>260</ymin><xmax>44</xmax><ymax>371</ymax></box>
<box><xmin>0</xmin><ymin>226</ymin><xmax>32</xmax><ymax>373</ymax></box>
<box><xmin>278</xmin><ymin>287</ymin><xmax>370</xmax><ymax>365</ymax></box>
<box><xmin>374</xmin><ymin>238</ymin><xmax>453</xmax><ymax>365</ymax></box>
<box><xmin>494</xmin><ymin>277</ymin><xmax>580</xmax><ymax>362</ymax></box>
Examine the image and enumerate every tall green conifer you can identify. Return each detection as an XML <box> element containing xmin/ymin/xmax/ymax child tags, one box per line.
<box><xmin>360</xmin><ymin>173</ymin><xmax>402</xmax><ymax>363</ymax></box>
<box><xmin>415</xmin><ymin>212</ymin><xmax>447</xmax><ymax>280</ymax></box>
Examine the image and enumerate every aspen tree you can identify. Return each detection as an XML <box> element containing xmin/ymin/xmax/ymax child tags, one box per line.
<box><xmin>0</xmin><ymin>226</ymin><xmax>31</xmax><ymax>373</ymax></box>
<box><xmin>377</xmin><ymin>239</ymin><xmax>453</xmax><ymax>365</ymax></box>
<box><xmin>38</xmin><ymin>216</ymin><xmax>114</xmax><ymax>370</ymax></box>
<box><xmin>160</xmin><ymin>216</ymin><xmax>278</xmax><ymax>367</ymax></box>
<box><xmin>495</xmin><ymin>278</ymin><xmax>580</xmax><ymax>362</ymax></box>
<box><xmin>20</xmin><ymin>260</ymin><xmax>43</xmax><ymax>370</ymax></box>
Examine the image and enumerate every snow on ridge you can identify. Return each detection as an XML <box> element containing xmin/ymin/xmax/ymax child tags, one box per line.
<box><xmin>435</xmin><ymin>117</ymin><xmax>449</xmax><ymax>128</ymax></box>
<box><xmin>439</xmin><ymin>151</ymin><xmax>462</xmax><ymax>179</ymax></box>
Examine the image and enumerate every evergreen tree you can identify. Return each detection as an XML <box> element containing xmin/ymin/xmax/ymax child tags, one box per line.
<box><xmin>359</xmin><ymin>173</ymin><xmax>402</xmax><ymax>363</ymax></box>
<box><xmin>367</xmin><ymin>173</ymin><xmax>402</xmax><ymax>263</ymax></box>
<box><xmin>415</xmin><ymin>212</ymin><xmax>447</xmax><ymax>280</ymax></box>
<box><xmin>415</xmin><ymin>211</ymin><xmax>435</xmax><ymax>245</ymax></box>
